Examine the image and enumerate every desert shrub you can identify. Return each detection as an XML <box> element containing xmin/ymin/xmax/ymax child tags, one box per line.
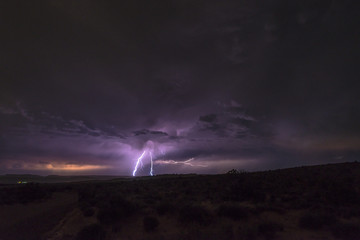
<box><xmin>76</xmin><ymin>223</ymin><xmax>106</xmax><ymax>240</ymax></box>
<box><xmin>226</xmin><ymin>178</ymin><xmax>266</xmax><ymax>203</ymax></box>
<box><xmin>185</xmin><ymin>188</ymin><xmax>195</xmax><ymax>196</ymax></box>
<box><xmin>142</xmin><ymin>193</ymin><xmax>159</xmax><ymax>205</ymax></box>
<box><xmin>312</xmin><ymin>179</ymin><xmax>359</xmax><ymax>206</ymax></box>
<box><xmin>83</xmin><ymin>207</ymin><xmax>95</xmax><ymax>217</ymax></box>
<box><xmin>78</xmin><ymin>187</ymin><xmax>95</xmax><ymax>201</ymax></box>
<box><xmin>254</xmin><ymin>205</ymin><xmax>286</xmax><ymax>215</ymax></box>
<box><xmin>217</xmin><ymin>204</ymin><xmax>249</xmax><ymax>221</ymax></box>
<box><xmin>238</xmin><ymin>225</ymin><xmax>258</xmax><ymax>240</ymax></box>
<box><xmin>257</xmin><ymin>221</ymin><xmax>283</xmax><ymax>239</ymax></box>
<box><xmin>156</xmin><ymin>202</ymin><xmax>175</xmax><ymax>215</ymax></box>
<box><xmin>178</xmin><ymin>205</ymin><xmax>212</xmax><ymax>226</ymax></box>
<box><xmin>97</xmin><ymin>208</ymin><xmax>118</xmax><ymax>224</ymax></box>
<box><xmin>337</xmin><ymin>206</ymin><xmax>360</xmax><ymax>219</ymax></box>
<box><xmin>179</xmin><ymin>223</ymin><xmax>235</xmax><ymax>240</ymax></box>
<box><xmin>19</xmin><ymin>183</ymin><xmax>50</xmax><ymax>203</ymax></box>
<box><xmin>298</xmin><ymin>212</ymin><xmax>337</xmax><ymax>230</ymax></box>
<box><xmin>112</xmin><ymin>224</ymin><xmax>122</xmax><ymax>233</ymax></box>
<box><xmin>0</xmin><ymin>183</ymin><xmax>50</xmax><ymax>205</ymax></box>
<box><xmin>219</xmin><ymin>224</ymin><xmax>234</xmax><ymax>240</ymax></box>
<box><xmin>143</xmin><ymin>216</ymin><xmax>159</xmax><ymax>232</ymax></box>
<box><xmin>331</xmin><ymin>222</ymin><xmax>360</xmax><ymax>240</ymax></box>
<box><xmin>79</xmin><ymin>201</ymin><xmax>95</xmax><ymax>217</ymax></box>
<box><xmin>97</xmin><ymin>196</ymin><xmax>137</xmax><ymax>224</ymax></box>
<box><xmin>227</xmin><ymin>169</ymin><xmax>240</xmax><ymax>174</ymax></box>
<box><xmin>77</xmin><ymin>185</ymin><xmax>100</xmax><ymax>207</ymax></box>
<box><xmin>0</xmin><ymin>188</ymin><xmax>17</xmax><ymax>204</ymax></box>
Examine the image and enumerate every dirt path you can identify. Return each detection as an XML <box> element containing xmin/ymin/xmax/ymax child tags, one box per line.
<box><xmin>0</xmin><ymin>192</ymin><xmax>77</xmax><ymax>240</ymax></box>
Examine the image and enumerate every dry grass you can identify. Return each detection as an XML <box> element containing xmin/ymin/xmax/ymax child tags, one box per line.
<box><xmin>1</xmin><ymin>162</ymin><xmax>360</xmax><ymax>239</ymax></box>
<box><xmin>0</xmin><ymin>192</ymin><xmax>77</xmax><ymax>240</ymax></box>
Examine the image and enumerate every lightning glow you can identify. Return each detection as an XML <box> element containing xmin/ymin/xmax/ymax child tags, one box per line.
<box><xmin>132</xmin><ymin>150</ymin><xmax>146</xmax><ymax>176</ymax></box>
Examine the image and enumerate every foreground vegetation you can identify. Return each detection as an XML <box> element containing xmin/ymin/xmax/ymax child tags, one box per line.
<box><xmin>1</xmin><ymin>162</ymin><xmax>360</xmax><ymax>240</ymax></box>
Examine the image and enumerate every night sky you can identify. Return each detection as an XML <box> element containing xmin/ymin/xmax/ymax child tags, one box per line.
<box><xmin>1</xmin><ymin>0</ymin><xmax>359</xmax><ymax>175</ymax></box>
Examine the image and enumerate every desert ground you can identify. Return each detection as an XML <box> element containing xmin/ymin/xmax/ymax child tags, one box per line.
<box><xmin>1</xmin><ymin>162</ymin><xmax>360</xmax><ymax>240</ymax></box>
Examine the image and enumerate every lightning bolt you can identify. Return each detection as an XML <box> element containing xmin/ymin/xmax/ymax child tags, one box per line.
<box><xmin>150</xmin><ymin>151</ymin><xmax>153</xmax><ymax>176</ymax></box>
<box><xmin>132</xmin><ymin>150</ymin><xmax>146</xmax><ymax>176</ymax></box>
<box><xmin>155</xmin><ymin>158</ymin><xmax>207</xmax><ymax>167</ymax></box>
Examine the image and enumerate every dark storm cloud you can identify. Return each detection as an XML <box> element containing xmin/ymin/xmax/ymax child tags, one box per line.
<box><xmin>133</xmin><ymin>129</ymin><xmax>168</xmax><ymax>136</ymax></box>
<box><xmin>0</xmin><ymin>0</ymin><xmax>359</xmax><ymax>175</ymax></box>
<box><xmin>199</xmin><ymin>114</ymin><xmax>217</xmax><ymax>123</ymax></box>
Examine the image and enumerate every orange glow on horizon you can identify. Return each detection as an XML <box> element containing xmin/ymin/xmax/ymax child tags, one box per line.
<box><xmin>44</xmin><ymin>163</ymin><xmax>108</xmax><ymax>171</ymax></box>
<box><xmin>7</xmin><ymin>162</ymin><xmax>110</xmax><ymax>172</ymax></box>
